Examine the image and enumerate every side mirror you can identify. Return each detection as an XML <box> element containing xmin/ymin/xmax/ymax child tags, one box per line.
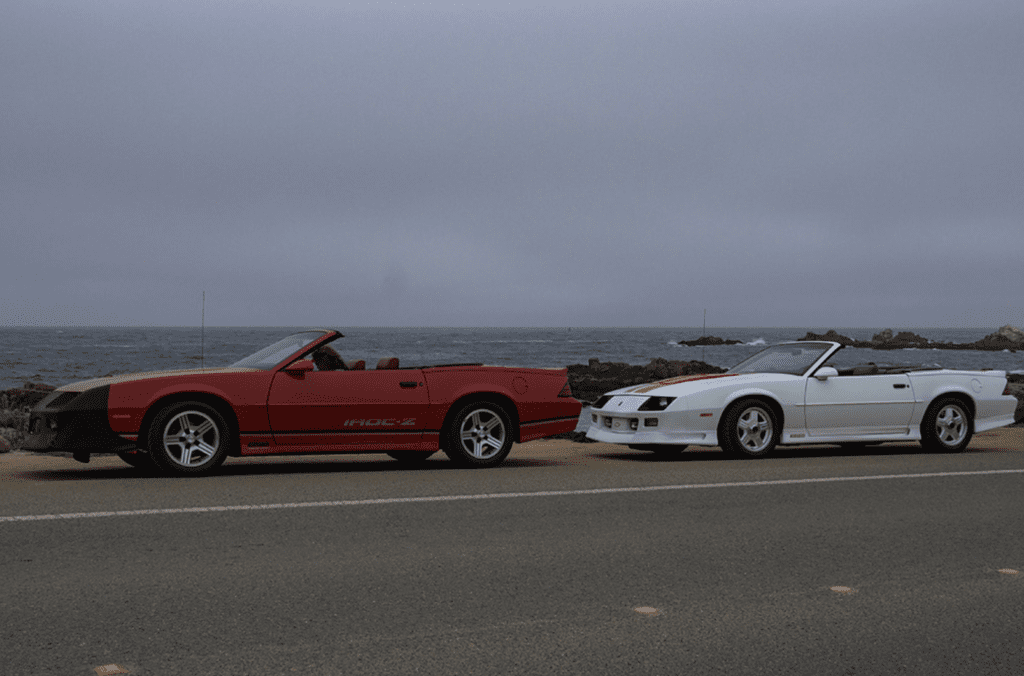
<box><xmin>284</xmin><ymin>359</ymin><xmax>316</xmax><ymax>373</ymax></box>
<box><xmin>814</xmin><ymin>366</ymin><xmax>839</xmax><ymax>381</ymax></box>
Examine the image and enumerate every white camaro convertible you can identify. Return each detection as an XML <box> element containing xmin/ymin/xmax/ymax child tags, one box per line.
<box><xmin>585</xmin><ymin>341</ymin><xmax>1018</xmax><ymax>457</ymax></box>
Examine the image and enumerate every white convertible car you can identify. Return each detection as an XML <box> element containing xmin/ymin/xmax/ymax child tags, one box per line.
<box><xmin>586</xmin><ymin>341</ymin><xmax>1018</xmax><ymax>457</ymax></box>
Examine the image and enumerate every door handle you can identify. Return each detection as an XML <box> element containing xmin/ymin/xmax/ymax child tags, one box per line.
<box><xmin>400</xmin><ymin>381</ymin><xmax>418</xmax><ymax>388</ymax></box>
<box><xmin>893</xmin><ymin>383</ymin><xmax>907</xmax><ymax>389</ymax></box>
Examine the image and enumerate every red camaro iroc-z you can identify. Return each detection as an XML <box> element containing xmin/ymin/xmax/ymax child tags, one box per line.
<box><xmin>24</xmin><ymin>330</ymin><xmax>582</xmax><ymax>475</ymax></box>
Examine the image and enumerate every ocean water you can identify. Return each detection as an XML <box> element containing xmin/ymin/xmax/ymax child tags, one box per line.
<box><xmin>1</xmin><ymin>326</ymin><xmax>1022</xmax><ymax>392</ymax></box>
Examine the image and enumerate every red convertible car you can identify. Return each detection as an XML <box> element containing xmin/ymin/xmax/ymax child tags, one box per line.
<box><xmin>24</xmin><ymin>330</ymin><xmax>582</xmax><ymax>475</ymax></box>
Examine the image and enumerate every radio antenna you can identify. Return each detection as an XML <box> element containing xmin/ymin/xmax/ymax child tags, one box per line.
<box><xmin>201</xmin><ymin>291</ymin><xmax>205</xmax><ymax>369</ymax></box>
<box><xmin>702</xmin><ymin>309</ymin><xmax>707</xmax><ymax>362</ymax></box>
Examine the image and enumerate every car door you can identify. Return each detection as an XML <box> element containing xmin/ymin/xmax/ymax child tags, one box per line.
<box><xmin>266</xmin><ymin>368</ymin><xmax>430</xmax><ymax>448</ymax></box>
<box><xmin>804</xmin><ymin>374</ymin><xmax>916</xmax><ymax>437</ymax></box>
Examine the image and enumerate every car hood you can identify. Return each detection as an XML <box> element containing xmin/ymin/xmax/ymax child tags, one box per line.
<box><xmin>56</xmin><ymin>367</ymin><xmax>261</xmax><ymax>392</ymax></box>
<box><xmin>604</xmin><ymin>372</ymin><xmax>790</xmax><ymax>398</ymax></box>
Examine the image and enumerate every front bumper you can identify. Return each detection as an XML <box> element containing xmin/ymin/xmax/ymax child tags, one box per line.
<box><xmin>23</xmin><ymin>386</ymin><xmax>137</xmax><ymax>458</ymax></box>
<box><xmin>584</xmin><ymin>407</ymin><xmax>719</xmax><ymax>446</ymax></box>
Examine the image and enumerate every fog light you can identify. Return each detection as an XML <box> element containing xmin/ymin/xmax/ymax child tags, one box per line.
<box><xmin>592</xmin><ymin>414</ymin><xmax>598</xmax><ymax>423</ymax></box>
<box><xmin>48</xmin><ymin>418</ymin><xmax>59</xmax><ymax>432</ymax></box>
<box><xmin>645</xmin><ymin>418</ymin><xmax>658</xmax><ymax>427</ymax></box>
<box><xmin>629</xmin><ymin>418</ymin><xmax>638</xmax><ymax>431</ymax></box>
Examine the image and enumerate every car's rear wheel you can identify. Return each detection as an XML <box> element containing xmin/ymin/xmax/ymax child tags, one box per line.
<box><xmin>147</xmin><ymin>401</ymin><xmax>230</xmax><ymax>476</ymax></box>
<box><xmin>720</xmin><ymin>400</ymin><xmax>779</xmax><ymax>458</ymax></box>
<box><xmin>116</xmin><ymin>448</ymin><xmax>156</xmax><ymax>470</ymax></box>
<box><xmin>442</xmin><ymin>401</ymin><xmax>514</xmax><ymax>468</ymax></box>
<box><xmin>920</xmin><ymin>397</ymin><xmax>973</xmax><ymax>452</ymax></box>
<box><xmin>386</xmin><ymin>450</ymin><xmax>436</xmax><ymax>464</ymax></box>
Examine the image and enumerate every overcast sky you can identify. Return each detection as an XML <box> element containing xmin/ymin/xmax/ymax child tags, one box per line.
<box><xmin>2</xmin><ymin>0</ymin><xmax>1022</xmax><ymax>328</ymax></box>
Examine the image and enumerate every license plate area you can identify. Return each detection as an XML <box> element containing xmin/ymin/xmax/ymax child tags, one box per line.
<box><xmin>602</xmin><ymin>416</ymin><xmax>638</xmax><ymax>432</ymax></box>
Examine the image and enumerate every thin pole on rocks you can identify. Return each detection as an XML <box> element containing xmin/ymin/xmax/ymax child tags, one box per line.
<box><xmin>702</xmin><ymin>309</ymin><xmax>706</xmax><ymax>363</ymax></box>
<box><xmin>201</xmin><ymin>291</ymin><xmax>205</xmax><ymax>370</ymax></box>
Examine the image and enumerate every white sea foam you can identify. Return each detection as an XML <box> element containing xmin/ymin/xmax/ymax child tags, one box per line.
<box><xmin>746</xmin><ymin>338</ymin><xmax>766</xmax><ymax>346</ymax></box>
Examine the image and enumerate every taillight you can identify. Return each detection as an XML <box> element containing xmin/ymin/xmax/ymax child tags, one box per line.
<box><xmin>1005</xmin><ymin>383</ymin><xmax>1012</xmax><ymax>396</ymax></box>
<box><xmin>558</xmin><ymin>380</ymin><xmax>574</xmax><ymax>397</ymax></box>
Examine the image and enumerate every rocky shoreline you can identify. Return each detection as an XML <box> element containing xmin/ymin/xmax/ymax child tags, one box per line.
<box><xmin>0</xmin><ymin>382</ymin><xmax>54</xmax><ymax>452</ymax></box>
<box><xmin>566</xmin><ymin>357</ymin><xmax>727</xmax><ymax>404</ymax></box>
<box><xmin>675</xmin><ymin>326</ymin><xmax>1024</xmax><ymax>352</ymax></box>
<box><xmin>797</xmin><ymin>325</ymin><xmax>1024</xmax><ymax>352</ymax></box>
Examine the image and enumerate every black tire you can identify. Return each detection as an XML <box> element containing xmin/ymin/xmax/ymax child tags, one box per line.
<box><xmin>719</xmin><ymin>400</ymin><xmax>780</xmax><ymax>458</ymax></box>
<box><xmin>116</xmin><ymin>448</ymin><xmax>156</xmax><ymax>470</ymax></box>
<box><xmin>920</xmin><ymin>397</ymin><xmax>973</xmax><ymax>452</ymax></box>
<box><xmin>147</xmin><ymin>401</ymin><xmax>231</xmax><ymax>476</ymax></box>
<box><xmin>441</xmin><ymin>401</ymin><xmax>514</xmax><ymax>468</ymax></box>
<box><xmin>386</xmin><ymin>450</ymin><xmax>437</xmax><ymax>464</ymax></box>
<box><xmin>628</xmin><ymin>444</ymin><xmax>690</xmax><ymax>454</ymax></box>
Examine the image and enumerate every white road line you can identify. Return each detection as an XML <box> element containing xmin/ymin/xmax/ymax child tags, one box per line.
<box><xmin>2</xmin><ymin>468</ymin><xmax>1023</xmax><ymax>523</ymax></box>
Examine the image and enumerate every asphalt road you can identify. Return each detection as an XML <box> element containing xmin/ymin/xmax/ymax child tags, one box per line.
<box><xmin>2</xmin><ymin>429</ymin><xmax>1023</xmax><ymax>675</ymax></box>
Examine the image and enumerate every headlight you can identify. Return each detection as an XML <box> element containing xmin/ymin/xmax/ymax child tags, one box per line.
<box><xmin>592</xmin><ymin>396</ymin><xmax>613</xmax><ymax>409</ymax></box>
<box><xmin>638</xmin><ymin>396</ymin><xmax>675</xmax><ymax>411</ymax></box>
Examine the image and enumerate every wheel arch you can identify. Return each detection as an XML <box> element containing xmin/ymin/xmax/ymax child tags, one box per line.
<box><xmin>717</xmin><ymin>393</ymin><xmax>786</xmax><ymax>439</ymax></box>
<box><xmin>923</xmin><ymin>391</ymin><xmax>976</xmax><ymax>429</ymax></box>
<box><xmin>139</xmin><ymin>392</ymin><xmax>241</xmax><ymax>456</ymax></box>
<box><xmin>439</xmin><ymin>392</ymin><xmax>521</xmax><ymax>443</ymax></box>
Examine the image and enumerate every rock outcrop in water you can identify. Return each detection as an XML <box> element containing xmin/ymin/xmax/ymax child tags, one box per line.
<box><xmin>676</xmin><ymin>335</ymin><xmax>743</xmax><ymax>346</ymax></box>
<box><xmin>798</xmin><ymin>330</ymin><xmax>861</xmax><ymax>346</ymax></box>
<box><xmin>798</xmin><ymin>325</ymin><xmax>1024</xmax><ymax>352</ymax></box>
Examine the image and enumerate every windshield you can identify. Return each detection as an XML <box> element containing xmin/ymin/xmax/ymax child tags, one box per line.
<box><xmin>727</xmin><ymin>342</ymin><xmax>834</xmax><ymax>376</ymax></box>
<box><xmin>231</xmin><ymin>331</ymin><xmax>332</xmax><ymax>370</ymax></box>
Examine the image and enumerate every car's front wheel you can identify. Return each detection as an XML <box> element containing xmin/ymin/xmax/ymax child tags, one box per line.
<box><xmin>147</xmin><ymin>401</ymin><xmax>231</xmax><ymax>476</ymax></box>
<box><xmin>442</xmin><ymin>401</ymin><xmax>514</xmax><ymax>468</ymax></box>
<box><xmin>720</xmin><ymin>400</ymin><xmax>779</xmax><ymax>458</ymax></box>
<box><xmin>920</xmin><ymin>397</ymin><xmax>973</xmax><ymax>452</ymax></box>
